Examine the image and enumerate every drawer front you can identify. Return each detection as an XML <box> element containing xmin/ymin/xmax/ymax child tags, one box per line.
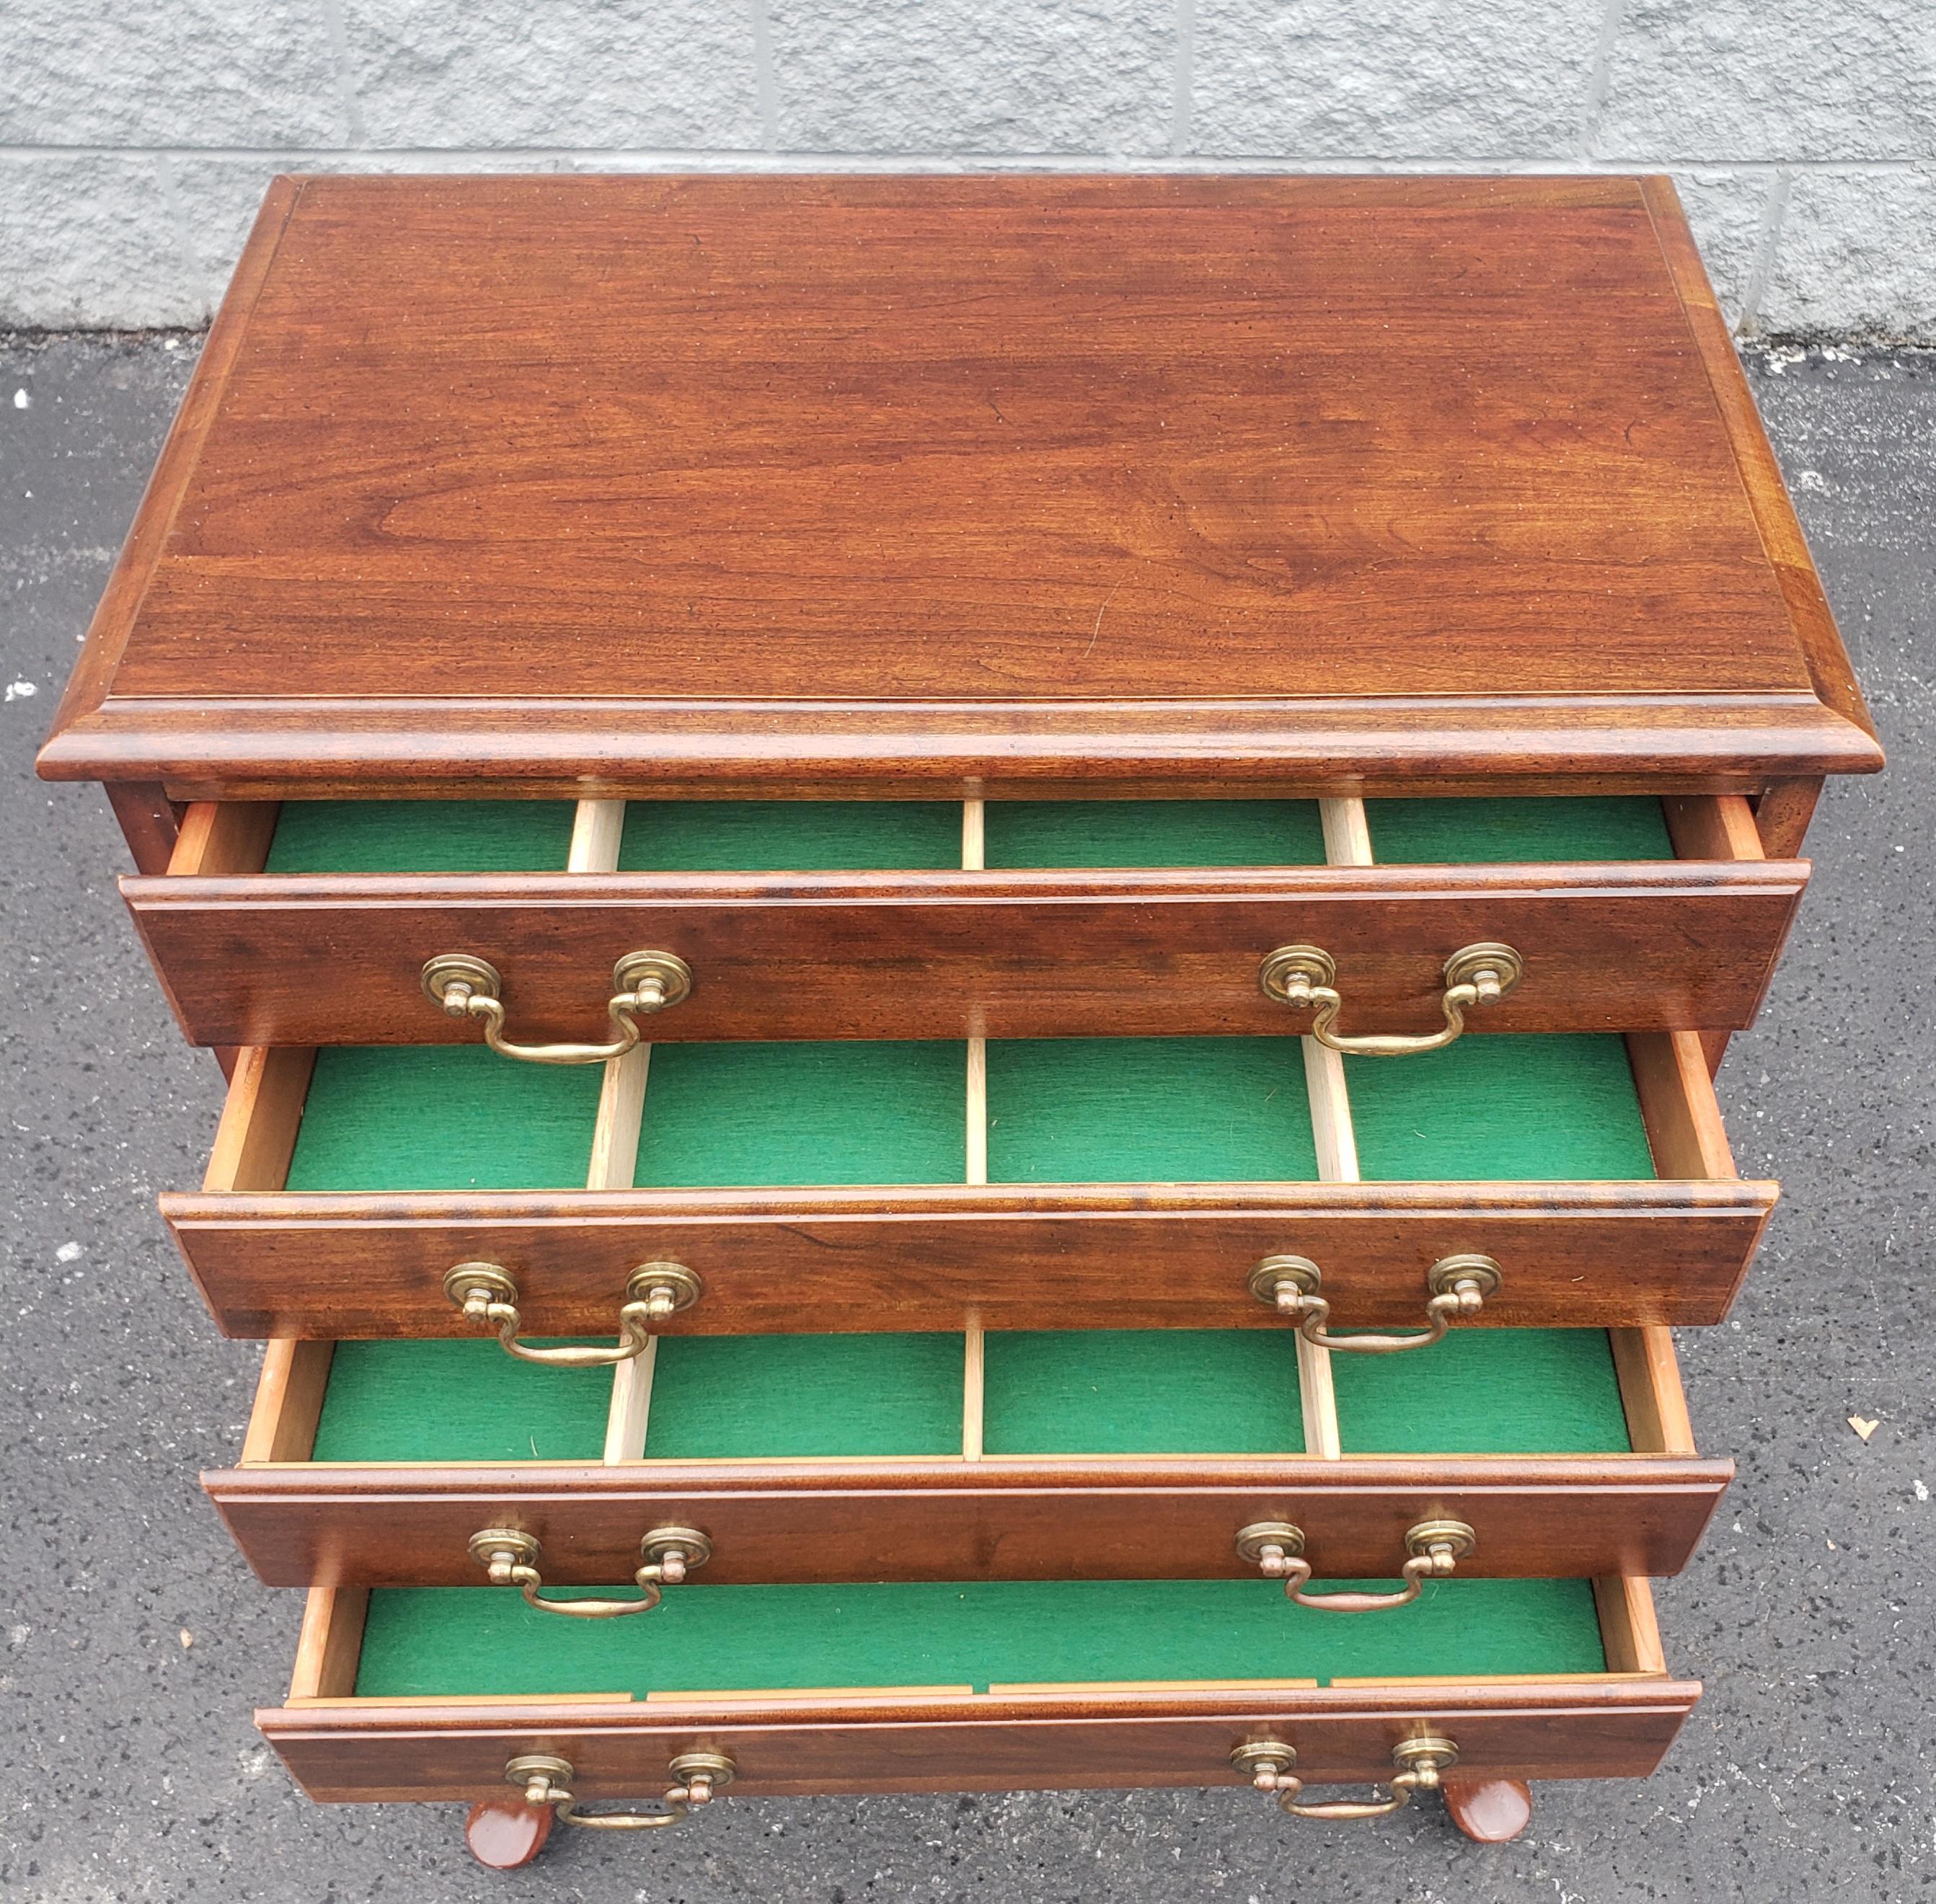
<box><xmin>260</xmin><ymin>1558</ymin><xmax>1696</xmax><ymax>1808</ymax></box>
<box><xmin>169</xmin><ymin>1182</ymin><xmax>1772</xmax><ymax>1338</ymax></box>
<box><xmin>168</xmin><ymin>1027</ymin><xmax>1767</xmax><ymax>1340</ymax></box>
<box><xmin>210</xmin><ymin>1303</ymin><xmax>1721</xmax><ymax>1593</ymax></box>
<box><xmin>208</xmin><ymin>1456</ymin><xmax>1730</xmax><ymax>1589</ymax></box>
<box><xmin>260</xmin><ymin>1679</ymin><xmax>1699</xmax><ymax>1803</ymax></box>
<box><xmin>128</xmin><ymin>860</ymin><xmax>1805</xmax><ymax>1048</ymax></box>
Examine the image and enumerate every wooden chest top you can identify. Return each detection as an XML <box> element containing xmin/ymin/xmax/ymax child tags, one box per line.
<box><xmin>39</xmin><ymin>173</ymin><xmax>1879</xmax><ymax>797</ymax></box>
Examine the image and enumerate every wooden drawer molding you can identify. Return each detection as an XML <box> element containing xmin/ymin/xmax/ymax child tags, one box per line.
<box><xmin>173</xmin><ymin>1175</ymin><xmax>1775</xmax><ymax>1339</ymax></box>
<box><xmin>262</xmin><ymin>1577</ymin><xmax>1697</xmax><ymax>1802</ymax></box>
<box><xmin>169</xmin><ymin>1029</ymin><xmax>1774</xmax><ymax>1341</ymax></box>
<box><xmin>210</xmin><ymin>1445</ymin><xmax>1728</xmax><ymax>1588</ymax></box>
<box><xmin>209</xmin><ymin>1205</ymin><xmax>1726</xmax><ymax>1591</ymax></box>
<box><xmin>130</xmin><ymin>790</ymin><xmax>1804</xmax><ymax>1048</ymax></box>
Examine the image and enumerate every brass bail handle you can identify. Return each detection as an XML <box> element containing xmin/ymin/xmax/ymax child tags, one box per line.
<box><xmin>423</xmin><ymin>949</ymin><xmax>692</xmax><ymax>1065</ymax></box>
<box><xmin>1235</xmin><ymin>1518</ymin><xmax>1477</xmax><ymax>1613</ymax></box>
<box><xmin>1259</xmin><ymin>942</ymin><xmax>1523</xmax><ymax>1056</ymax></box>
<box><xmin>1249</xmin><ymin>1253</ymin><xmax>1503</xmax><ymax>1354</ymax></box>
<box><xmin>444</xmin><ymin>1259</ymin><xmax>703</xmax><ymax>1368</ymax></box>
<box><xmin>505</xmin><ymin>1750</ymin><xmax>735</xmax><ymax>1830</ymax></box>
<box><xmin>1231</xmin><ymin>1737</ymin><xmax>1459</xmax><ymax>1821</ymax></box>
<box><xmin>471</xmin><ymin>1526</ymin><xmax>713</xmax><ymax>1619</ymax></box>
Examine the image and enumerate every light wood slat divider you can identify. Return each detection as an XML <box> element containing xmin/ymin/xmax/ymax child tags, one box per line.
<box><xmin>961</xmin><ymin>1325</ymin><xmax>986</xmax><ymax>1463</ymax></box>
<box><xmin>1594</xmin><ymin>1575</ymin><xmax>1668</xmax><ymax>1674</ymax></box>
<box><xmin>241</xmin><ymin>1337</ymin><xmax>334</xmax><ymax>1464</ymax></box>
<box><xmin>960</xmin><ymin>797</ymin><xmax>985</xmax><ymax>874</ymax></box>
<box><xmin>962</xmin><ymin>799</ymin><xmax>987</xmax><ymax>1459</ymax></box>
<box><xmin>598</xmin><ymin>1047</ymin><xmax>655</xmax><ymax>1464</ymax></box>
<box><xmin>962</xmin><ymin>799</ymin><xmax>989</xmax><ymax>1185</ymax></box>
<box><xmin>1292</xmin><ymin>798</ymin><xmax>1368</xmax><ymax>1461</ymax></box>
<box><xmin>570</xmin><ymin>800</ymin><xmax>658</xmax><ymax>1462</ymax></box>
<box><xmin>567</xmin><ymin>797</ymin><xmax>627</xmax><ymax>874</ymax></box>
<box><xmin>166</xmin><ymin>799</ymin><xmax>279</xmax><ymax>877</ymax></box>
<box><xmin>288</xmin><ymin>1586</ymin><xmax>368</xmax><ymax>1701</ymax></box>
<box><xmin>1318</xmin><ymin>794</ymin><xmax>1374</xmax><ymax>867</ymax></box>
<box><xmin>1609</xmin><ymin>1327</ymin><xmax>1698</xmax><ymax>1457</ymax></box>
<box><xmin>587</xmin><ymin>1045</ymin><xmax>651</xmax><ymax>1197</ymax></box>
<box><xmin>604</xmin><ymin>1341</ymin><xmax>658</xmax><ymax>1461</ymax></box>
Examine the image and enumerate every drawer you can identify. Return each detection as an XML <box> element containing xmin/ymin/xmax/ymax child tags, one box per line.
<box><xmin>165</xmin><ymin>1015</ymin><xmax>1771</xmax><ymax>1339</ymax></box>
<box><xmin>257</xmin><ymin>1572</ymin><xmax>1698</xmax><ymax>1841</ymax></box>
<box><xmin>207</xmin><ymin>1316</ymin><xmax>1727</xmax><ymax>1588</ymax></box>
<box><xmin>128</xmin><ymin>792</ymin><xmax>1802</xmax><ymax>1046</ymax></box>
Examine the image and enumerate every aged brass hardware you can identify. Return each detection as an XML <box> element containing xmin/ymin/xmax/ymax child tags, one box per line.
<box><xmin>469</xmin><ymin>1526</ymin><xmax>712</xmax><ymax>1618</ymax></box>
<box><xmin>1248</xmin><ymin>1253</ymin><xmax>1502</xmax><ymax>1353</ymax></box>
<box><xmin>1235</xmin><ymin>1517</ymin><xmax>1477</xmax><ymax>1611</ymax></box>
<box><xmin>504</xmin><ymin>1750</ymin><xmax>735</xmax><ymax>1830</ymax></box>
<box><xmin>443</xmin><ymin>1259</ymin><xmax>702</xmax><ymax>1366</ymax></box>
<box><xmin>1258</xmin><ymin>941</ymin><xmax>1522</xmax><ymax>1055</ymax></box>
<box><xmin>422</xmin><ymin>949</ymin><xmax>691</xmax><ymax>1064</ymax></box>
<box><xmin>1230</xmin><ymin>1736</ymin><xmax>1459</xmax><ymax>1820</ymax></box>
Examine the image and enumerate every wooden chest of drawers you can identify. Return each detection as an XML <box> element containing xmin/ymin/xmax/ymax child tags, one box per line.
<box><xmin>38</xmin><ymin>172</ymin><xmax>1879</xmax><ymax>1866</ymax></box>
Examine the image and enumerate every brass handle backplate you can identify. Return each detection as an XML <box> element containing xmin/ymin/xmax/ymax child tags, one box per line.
<box><xmin>505</xmin><ymin>1750</ymin><xmax>735</xmax><ymax>1829</ymax></box>
<box><xmin>1260</xmin><ymin>942</ymin><xmax>1522</xmax><ymax>1055</ymax></box>
<box><xmin>444</xmin><ymin>1259</ymin><xmax>702</xmax><ymax>1367</ymax></box>
<box><xmin>1250</xmin><ymin>1253</ymin><xmax>1502</xmax><ymax>1353</ymax></box>
<box><xmin>471</xmin><ymin>1526</ymin><xmax>712</xmax><ymax>1618</ymax></box>
<box><xmin>1231</xmin><ymin>1736</ymin><xmax>1458</xmax><ymax>1820</ymax></box>
<box><xmin>1235</xmin><ymin>1517</ymin><xmax>1477</xmax><ymax>1612</ymax></box>
<box><xmin>423</xmin><ymin>949</ymin><xmax>691</xmax><ymax>1065</ymax></box>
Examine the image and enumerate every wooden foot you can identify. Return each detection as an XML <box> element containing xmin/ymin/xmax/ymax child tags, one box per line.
<box><xmin>465</xmin><ymin>1797</ymin><xmax>554</xmax><ymax>1869</ymax></box>
<box><xmin>1443</xmin><ymin>1776</ymin><xmax>1532</xmax><ymax>1843</ymax></box>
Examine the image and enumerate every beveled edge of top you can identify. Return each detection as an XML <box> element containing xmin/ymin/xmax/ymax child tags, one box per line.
<box><xmin>36</xmin><ymin>172</ymin><xmax>1883</xmax><ymax>800</ymax></box>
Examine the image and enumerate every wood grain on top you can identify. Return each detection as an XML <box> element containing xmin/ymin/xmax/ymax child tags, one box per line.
<box><xmin>39</xmin><ymin>174</ymin><xmax>1881</xmax><ymax>797</ymax></box>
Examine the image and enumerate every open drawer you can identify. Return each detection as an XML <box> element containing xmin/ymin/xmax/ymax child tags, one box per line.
<box><xmin>165</xmin><ymin>1009</ymin><xmax>1772</xmax><ymax>1338</ymax></box>
<box><xmin>258</xmin><ymin>1571</ymin><xmax>1698</xmax><ymax>1856</ymax></box>
<box><xmin>207</xmin><ymin>1307</ymin><xmax>1727</xmax><ymax>1590</ymax></box>
<box><xmin>128</xmin><ymin>793</ymin><xmax>1801</xmax><ymax>1046</ymax></box>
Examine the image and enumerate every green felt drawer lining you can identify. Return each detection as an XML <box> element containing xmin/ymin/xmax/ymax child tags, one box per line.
<box><xmin>1345</xmin><ymin>1035</ymin><xmax>1658</xmax><ymax>1182</ymax></box>
<box><xmin>633</xmin><ymin>1042</ymin><xmax>968</xmax><ymax>1188</ymax></box>
<box><xmin>265</xmin><ymin>800</ymin><xmax>577</xmax><ymax>872</ymax></box>
<box><xmin>978</xmin><ymin>1331</ymin><xmax>1308</xmax><ymax>1455</ymax></box>
<box><xmin>285</xmin><ymin>1046</ymin><xmax>601</xmax><ymax>1192</ymax></box>
<box><xmin>262</xmin><ymin>794</ymin><xmax>1672</xmax><ymax>872</ymax></box>
<box><xmin>1328</xmin><ymin>1327</ymin><xmax>1628</xmax><ymax>1453</ymax></box>
<box><xmin>1363</xmin><ymin>796</ymin><xmax>1674</xmax><ymax>864</ymax></box>
<box><xmin>304</xmin><ymin>1324</ymin><xmax>1630</xmax><ymax>1465</ymax></box>
<box><xmin>983</xmin><ymin>1037</ymin><xmax>1322</xmax><ymax>1184</ymax></box>
<box><xmin>619</xmin><ymin>801</ymin><xmax>964</xmax><ymax>870</ymax></box>
<box><xmin>309</xmin><ymin>1338</ymin><xmax>616</xmax><ymax>1464</ymax></box>
<box><xmin>283</xmin><ymin>1032</ymin><xmax>1653</xmax><ymax>1194</ymax></box>
<box><xmin>642</xmin><ymin>1334</ymin><xmax>966</xmax><ymax>1459</ymax></box>
<box><xmin>350</xmin><ymin>1575</ymin><xmax>1608</xmax><ymax>1698</ymax></box>
<box><xmin>981</xmin><ymin>800</ymin><xmax>1327</xmax><ymax>867</ymax></box>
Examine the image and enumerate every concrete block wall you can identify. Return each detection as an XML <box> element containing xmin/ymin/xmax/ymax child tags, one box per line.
<box><xmin>1</xmin><ymin>0</ymin><xmax>1930</xmax><ymax>336</ymax></box>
